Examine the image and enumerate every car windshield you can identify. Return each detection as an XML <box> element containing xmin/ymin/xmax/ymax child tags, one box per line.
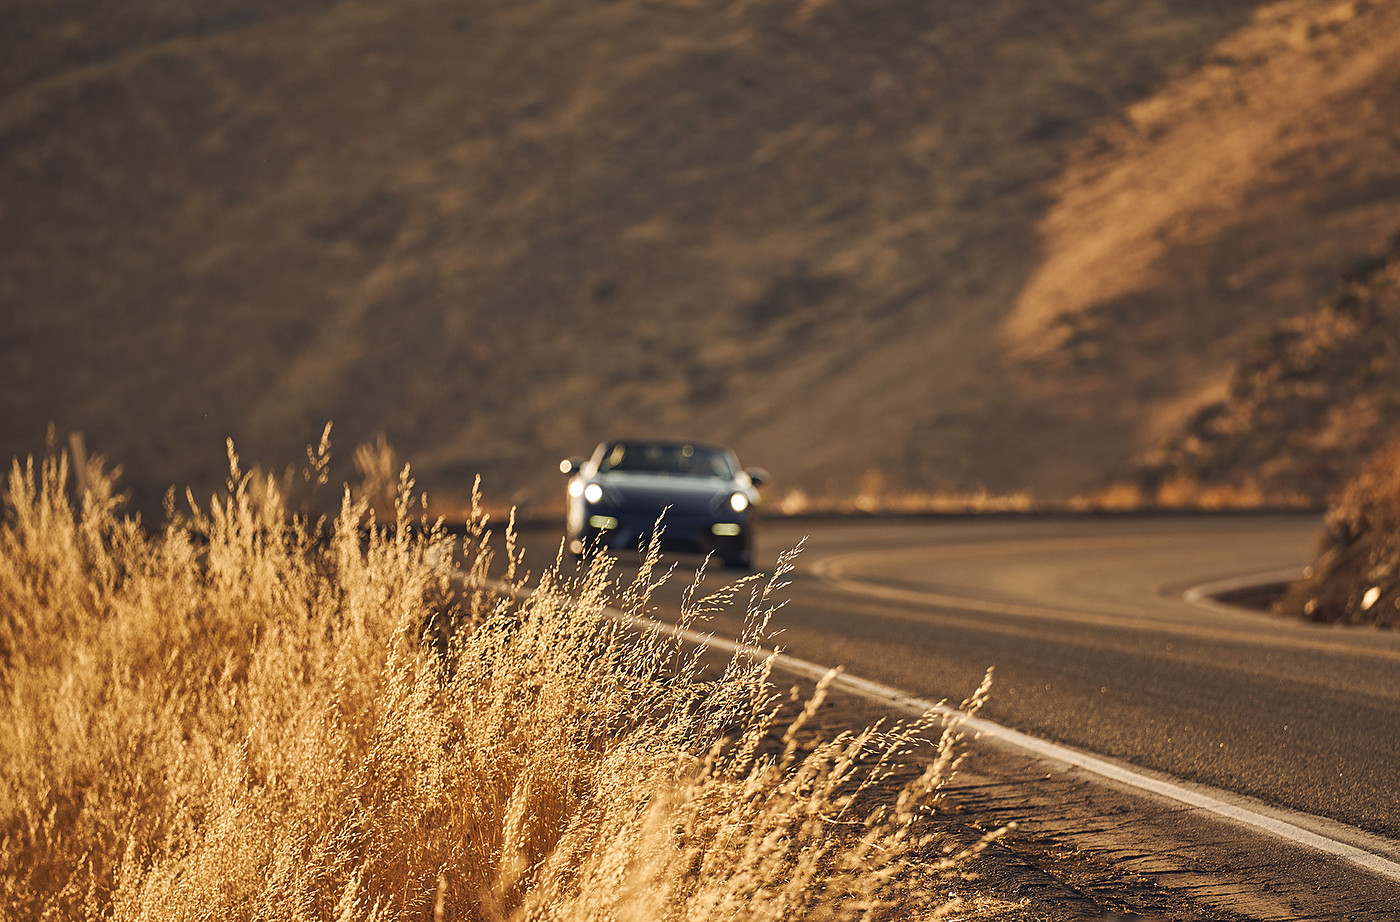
<box><xmin>597</xmin><ymin>442</ymin><xmax>735</xmax><ymax>478</ymax></box>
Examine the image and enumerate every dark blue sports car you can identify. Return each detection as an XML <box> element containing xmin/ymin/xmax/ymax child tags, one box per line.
<box><xmin>560</xmin><ymin>439</ymin><xmax>767</xmax><ymax>569</ymax></box>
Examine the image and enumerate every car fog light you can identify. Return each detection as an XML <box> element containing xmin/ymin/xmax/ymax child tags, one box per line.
<box><xmin>589</xmin><ymin>515</ymin><xmax>619</xmax><ymax>530</ymax></box>
<box><xmin>729</xmin><ymin>492</ymin><xmax>749</xmax><ymax>513</ymax></box>
<box><xmin>711</xmin><ymin>523</ymin><xmax>742</xmax><ymax>537</ymax></box>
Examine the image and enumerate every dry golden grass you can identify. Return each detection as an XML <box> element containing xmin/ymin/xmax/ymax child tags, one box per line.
<box><xmin>0</xmin><ymin>442</ymin><xmax>997</xmax><ymax>921</ymax></box>
<box><xmin>1069</xmin><ymin>474</ymin><xmax>1313</xmax><ymax>513</ymax></box>
<box><xmin>774</xmin><ymin>481</ymin><xmax>1035</xmax><ymax>518</ymax></box>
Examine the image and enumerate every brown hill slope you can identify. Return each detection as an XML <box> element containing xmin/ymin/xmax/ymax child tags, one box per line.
<box><xmin>1135</xmin><ymin>239</ymin><xmax>1400</xmax><ymax>506</ymax></box>
<box><xmin>4</xmin><ymin>0</ymin><xmax>1399</xmax><ymax>514</ymax></box>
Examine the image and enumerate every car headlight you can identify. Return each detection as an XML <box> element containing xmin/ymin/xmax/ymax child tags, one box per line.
<box><xmin>729</xmin><ymin>492</ymin><xmax>750</xmax><ymax>513</ymax></box>
<box><xmin>584</xmin><ymin>483</ymin><xmax>605</xmax><ymax>504</ymax></box>
<box><xmin>568</xmin><ymin>480</ymin><xmax>584</xmax><ymax>498</ymax></box>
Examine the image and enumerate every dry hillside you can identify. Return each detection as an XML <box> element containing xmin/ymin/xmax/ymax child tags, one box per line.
<box><xmin>1131</xmin><ymin>238</ymin><xmax>1400</xmax><ymax>626</ymax></box>
<box><xmin>4</xmin><ymin>0</ymin><xmax>1399</xmax><ymax>515</ymax></box>
<box><xmin>1135</xmin><ymin>239</ymin><xmax>1400</xmax><ymax>506</ymax></box>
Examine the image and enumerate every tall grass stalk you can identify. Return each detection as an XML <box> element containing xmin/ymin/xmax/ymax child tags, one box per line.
<box><xmin>0</xmin><ymin>443</ymin><xmax>996</xmax><ymax>921</ymax></box>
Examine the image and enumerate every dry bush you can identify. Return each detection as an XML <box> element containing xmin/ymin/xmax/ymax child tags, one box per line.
<box><xmin>0</xmin><ymin>443</ymin><xmax>996</xmax><ymax>921</ymax></box>
<box><xmin>1324</xmin><ymin>435</ymin><xmax>1400</xmax><ymax>545</ymax></box>
<box><xmin>1277</xmin><ymin>434</ymin><xmax>1400</xmax><ymax>627</ymax></box>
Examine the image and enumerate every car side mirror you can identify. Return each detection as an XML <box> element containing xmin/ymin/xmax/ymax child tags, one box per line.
<box><xmin>745</xmin><ymin>467</ymin><xmax>769</xmax><ymax>487</ymax></box>
<box><xmin>560</xmin><ymin>458</ymin><xmax>585</xmax><ymax>475</ymax></box>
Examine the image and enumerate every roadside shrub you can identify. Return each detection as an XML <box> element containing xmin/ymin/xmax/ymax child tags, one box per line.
<box><xmin>0</xmin><ymin>442</ymin><xmax>995</xmax><ymax>920</ymax></box>
<box><xmin>1276</xmin><ymin>433</ymin><xmax>1400</xmax><ymax>626</ymax></box>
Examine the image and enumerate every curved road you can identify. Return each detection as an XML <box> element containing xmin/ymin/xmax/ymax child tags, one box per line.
<box><xmin>526</xmin><ymin>513</ymin><xmax>1400</xmax><ymax>914</ymax></box>
<box><xmin>750</xmin><ymin>514</ymin><xmax>1400</xmax><ymax>840</ymax></box>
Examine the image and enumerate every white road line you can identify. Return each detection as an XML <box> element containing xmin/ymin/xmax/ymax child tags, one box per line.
<box><xmin>1181</xmin><ymin>567</ymin><xmax>1306</xmax><ymax>616</ymax></box>
<box><xmin>667</xmin><ymin>618</ymin><xmax>1400</xmax><ymax>885</ymax></box>
<box><xmin>478</xmin><ymin>575</ymin><xmax>1400</xmax><ymax>886</ymax></box>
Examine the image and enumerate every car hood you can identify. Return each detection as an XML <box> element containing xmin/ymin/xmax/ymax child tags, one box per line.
<box><xmin>596</xmin><ymin>473</ymin><xmax>739</xmax><ymax>516</ymax></box>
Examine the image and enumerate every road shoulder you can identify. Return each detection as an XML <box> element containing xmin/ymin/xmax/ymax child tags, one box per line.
<box><xmin>781</xmin><ymin>666</ymin><xmax>1400</xmax><ymax>922</ymax></box>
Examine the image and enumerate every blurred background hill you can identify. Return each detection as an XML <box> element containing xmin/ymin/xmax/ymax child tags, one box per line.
<box><xmin>4</xmin><ymin>0</ymin><xmax>1399</xmax><ymax>516</ymax></box>
<box><xmin>1133</xmin><ymin>239</ymin><xmax>1400</xmax><ymax>507</ymax></box>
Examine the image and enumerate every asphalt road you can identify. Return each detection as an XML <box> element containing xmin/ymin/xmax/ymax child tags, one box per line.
<box><xmin>502</xmin><ymin>512</ymin><xmax>1400</xmax><ymax>916</ymax></box>
<box><xmin>518</xmin><ymin>513</ymin><xmax>1400</xmax><ymax>840</ymax></box>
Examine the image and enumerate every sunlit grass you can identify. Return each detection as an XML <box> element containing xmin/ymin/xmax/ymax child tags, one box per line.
<box><xmin>1069</xmin><ymin>474</ymin><xmax>1314</xmax><ymax>513</ymax></box>
<box><xmin>0</xmin><ymin>440</ymin><xmax>999</xmax><ymax>920</ymax></box>
<box><xmin>775</xmin><ymin>485</ymin><xmax>1036</xmax><ymax>517</ymax></box>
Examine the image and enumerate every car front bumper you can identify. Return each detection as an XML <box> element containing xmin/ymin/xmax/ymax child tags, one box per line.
<box><xmin>572</xmin><ymin>510</ymin><xmax>752</xmax><ymax>560</ymax></box>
